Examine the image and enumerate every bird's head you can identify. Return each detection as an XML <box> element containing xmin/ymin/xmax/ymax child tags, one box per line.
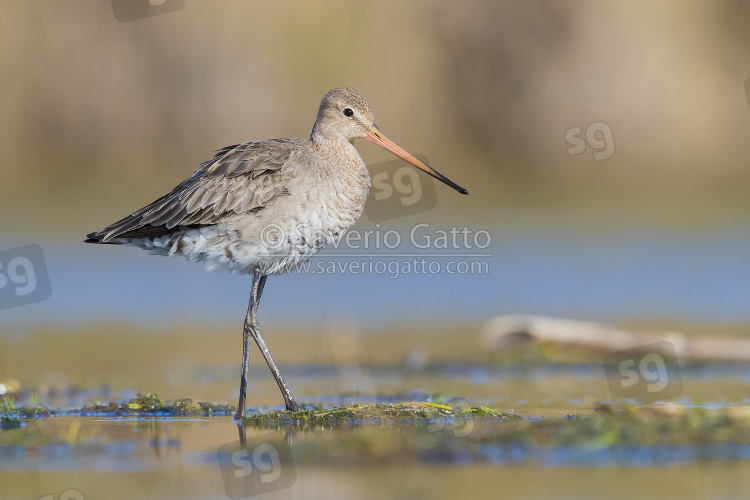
<box><xmin>311</xmin><ymin>87</ymin><xmax>468</xmax><ymax>195</ymax></box>
<box><xmin>311</xmin><ymin>86</ymin><xmax>374</xmax><ymax>143</ymax></box>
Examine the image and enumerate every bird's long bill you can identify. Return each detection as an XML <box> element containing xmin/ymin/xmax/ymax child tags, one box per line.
<box><xmin>365</xmin><ymin>125</ymin><xmax>468</xmax><ymax>195</ymax></box>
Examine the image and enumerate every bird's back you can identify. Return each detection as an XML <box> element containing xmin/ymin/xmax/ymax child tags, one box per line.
<box><xmin>85</xmin><ymin>138</ymin><xmax>306</xmax><ymax>244</ymax></box>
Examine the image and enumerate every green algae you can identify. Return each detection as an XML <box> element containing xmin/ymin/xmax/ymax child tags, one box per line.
<box><xmin>250</xmin><ymin>405</ymin><xmax>750</xmax><ymax>466</ymax></box>
<box><xmin>242</xmin><ymin>402</ymin><xmax>520</xmax><ymax>431</ymax></box>
<box><xmin>3</xmin><ymin>392</ymin><xmax>750</xmax><ymax>454</ymax></box>
<box><xmin>79</xmin><ymin>392</ymin><xmax>236</xmax><ymax>416</ymax></box>
<box><xmin>1</xmin><ymin>395</ymin><xmax>52</xmax><ymax>425</ymax></box>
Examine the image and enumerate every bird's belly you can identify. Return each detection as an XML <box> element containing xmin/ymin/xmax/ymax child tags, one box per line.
<box><xmin>246</xmin><ymin>219</ymin><xmax>340</xmax><ymax>275</ymax></box>
<box><xmin>182</xmin><ymin>196</ymin><xmax>363</xmax><ymax>275</ymax></box>
<box><xmin>240</xmin><ymin>175</ymin><xmax>368</xmax><ymax>275</ymax></box>
<box><xmin>248</xmin><ymin>202</ymin><xmax>364</xmax><ymax>274</ymax></box>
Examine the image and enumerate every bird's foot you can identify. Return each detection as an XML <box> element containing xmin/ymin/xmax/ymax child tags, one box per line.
<box><xmin>285</xmin><ymin>399</ymin><xmax>301</xmax><ymax>412</ymax></box>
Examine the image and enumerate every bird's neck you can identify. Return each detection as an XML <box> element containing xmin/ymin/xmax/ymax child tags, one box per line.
<box><xmin>310</xmin><ymin>124</ymin><xmax>346</xmax><ymax>145</ymax></box>
<box><xmin>310</xmin><ymin>131</ymin><xmax>355</xmax><ymax>156</ymax></box>
<box><xmin>309</xmin><ymin>135</ymin><xmax>370</xmax><ymax>193</ymax></box>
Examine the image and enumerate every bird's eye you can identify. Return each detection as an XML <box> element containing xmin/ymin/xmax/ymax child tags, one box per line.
<box><xmin>343</xmin><ymin>108</ymin><xmax>354</xmax><ymax>117</ymax></box>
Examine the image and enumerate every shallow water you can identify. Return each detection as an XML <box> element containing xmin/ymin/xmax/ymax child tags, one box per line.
<box><xmin>4</xmin><ymin>361</ymin><xmax>750</xmax><ymax>500</ymax></box>
<box><xmin>3</xmin><ymin>224</ymin><xmax>750</xmax><ymax>498</ymax></box>
<box><xmin>3</xmin><ymin>412</ymin><xmax>750</xmax><ymax>500</ymax></box>
<box><xmin>3</xmin><ymin>225</ymin><xmax>750</xmax><ymax>331</ymax></box>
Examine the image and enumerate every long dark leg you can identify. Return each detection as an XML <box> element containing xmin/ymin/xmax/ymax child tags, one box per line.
<box><xmin>249</xmin><ymin>275</ymin><xmax>301</xmax><ymax>412</ymax></box>
<box><xmin>233</xmin><ymin>270</ymin><xmax>300</xmax><ymax>419</ymax></box>
<box><xmin>234</xmin><ymin>271</ymin><xmax>264</xmax><ymax>419</ymax></box>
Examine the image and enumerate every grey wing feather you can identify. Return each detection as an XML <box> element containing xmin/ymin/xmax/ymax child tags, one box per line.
<box><xmin>86</xmin><ymin>139</ymin><xmax>302</xmax><ymax>243</ymax></box>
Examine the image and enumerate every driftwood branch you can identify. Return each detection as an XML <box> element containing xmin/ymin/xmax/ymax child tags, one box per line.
<box><xmin>481</xmin><ymin>315</ymin><xmax>750</xmax><ymax>362</ymax></box>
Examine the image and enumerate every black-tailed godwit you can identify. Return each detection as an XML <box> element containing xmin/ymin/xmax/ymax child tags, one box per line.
<box><xmin>85</xmin><ymin>87</ymin><xmax>467</xmax><ymax>418</ymax></box>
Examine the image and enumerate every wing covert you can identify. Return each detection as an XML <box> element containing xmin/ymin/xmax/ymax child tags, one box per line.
<box><xmin>88</xmin><ymin>139</ymin><xmax>303</xmax><ymax>242</ymax></box>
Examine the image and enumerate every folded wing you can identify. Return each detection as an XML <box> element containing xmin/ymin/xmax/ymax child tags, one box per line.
<box><xmin>86</xmin><ymin>139</ymin><xmax>302</xmax><ymax>243</ymax></box>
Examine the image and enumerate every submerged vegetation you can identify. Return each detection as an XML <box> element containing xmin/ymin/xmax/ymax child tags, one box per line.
<box><xmin>247</xmin><ymin>404</ymin><xmax>750</xmax><ymax>466</ymax></box>
<box><xmin>1</xmin><ymin>392</ymin><xmax>236</xmax><ymax>419</ymax></box>
<box><xmin>0</xmin><ymin>414</ymin><xmax>22</xmax><ymax>429</ymax></box>
<box><xmin>1</xmin><ymin>391</ymin><xmax>518</xmax><ymax>423</ymax></box>
<box><xmin>1</xmin><ymin>395</ymin><xmax>51</xmax><ymax>427</ymax></box>
<box><xmin>78</xmin><ymin>392</ymin><xmax>236</xmax><ymax>416</ymax></box>
<box><xmin>242</xmin><ymin>402</ymin><xmax>520</xmax><ymax>431</ymax></box>
<box><xmin>3</xmin><ymin>390</ymin><xmax>750</xmax><ymax>466</ymax></box>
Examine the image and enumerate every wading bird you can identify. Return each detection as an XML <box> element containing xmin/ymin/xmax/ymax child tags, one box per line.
<box><xmin>85</xmin><ymin>87</ymin><xmax>467</xmax><ymax>418</ymax></box>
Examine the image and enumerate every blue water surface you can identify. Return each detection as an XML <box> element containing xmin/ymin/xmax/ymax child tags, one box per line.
<box><xmin>1</xmin><ymin>225</ymin><xmax>748</xmax><ymax>333</ymax></box>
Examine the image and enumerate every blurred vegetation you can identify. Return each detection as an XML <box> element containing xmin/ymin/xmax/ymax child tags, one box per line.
<box><xmin>2</xmin><ymin>1</ymin><xmax>750</xmax><ymax>235</ymax></box>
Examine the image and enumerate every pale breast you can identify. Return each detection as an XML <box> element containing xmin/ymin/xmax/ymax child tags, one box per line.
<box><xmin>248</xmin><ymin>147</ymin><xmax>371</xmax><ymax>275</ymax></box>
<box><xmin>208</xmin><ymin>144</ymin><xmax>371</xmax><ymax>275</ymax></box>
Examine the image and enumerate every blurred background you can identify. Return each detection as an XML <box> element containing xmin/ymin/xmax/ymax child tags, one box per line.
<box><xmin>1</xmin><ymin>0</ymin><xmax>750</xmax><ymax>401</ymax></box>
<box><xmin>3</xmin><ymin>2</ymin><xmax>750</xmax><ymax>499</ymax></box>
